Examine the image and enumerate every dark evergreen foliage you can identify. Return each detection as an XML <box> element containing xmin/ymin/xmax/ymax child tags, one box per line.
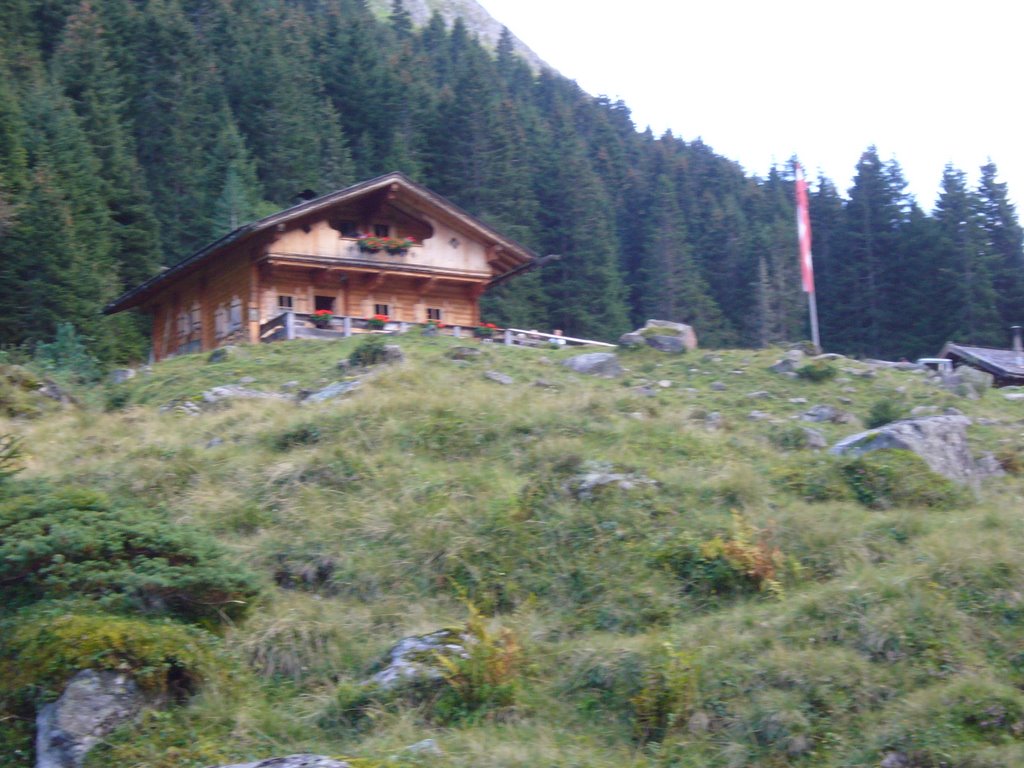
<box><xmin>0</xmin><ymin>0</ymin><xmax>1020</xmax><ymax>360</ymax></box>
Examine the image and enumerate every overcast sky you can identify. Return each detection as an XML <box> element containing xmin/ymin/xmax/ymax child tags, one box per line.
<box><xmin>478</xmin><ymin>0</ymin><xmax>1023</xmax><ymax>212</ymax></box>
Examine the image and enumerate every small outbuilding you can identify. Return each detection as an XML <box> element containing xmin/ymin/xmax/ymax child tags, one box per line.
<box><xmin>940</xmin><ymin>341</ymin><xmax>1024</xmax><ymax>388</ymax></box>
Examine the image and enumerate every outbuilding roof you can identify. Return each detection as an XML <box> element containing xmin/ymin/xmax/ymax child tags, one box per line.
<box><xmin>940</xmin><ymin>342</ymin><xmax>1024</xmax><ymax>386</ymax></box>
<box><xmin>105</xmin><ymin>172</ymin><xmax>539</xmax><ymax>314</ymax></box>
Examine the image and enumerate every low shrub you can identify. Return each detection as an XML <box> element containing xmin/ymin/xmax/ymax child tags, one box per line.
<box><xmin>0</xmin><ymin>434</ymin><xmax>22</xmax><ymax>482</ymax></box>
<box><xmin>768</xmin><ymin>425</ymin><xmax>812</xmax><ymax>451</ymax></box>
<box><xmin>776</xmin><ymin>451</ymin><xmax>963</xmax><ymax>509</ymax></box>
<box><xmin>348</xmin><ymin>335</ymin><xmax>389</xmax><ymax>367</ymax></box>
<box><xmin>0</xmin><ymin>607</ymin><xmax>224</xmax><ymax>766</ymax></box>
<box><xmin>271</xmin><ymin>422</ymin><xmax>323</xmax><ymax>450</ymax></box>
<box><xmin>0</xmin><ymin>607</ymin><xmax>218</xmax><ymax>702</ymax></box>
<box><xmin>0</xmin><ymin>484</ymin><xmax>261</xmax><ymax>623</ymax></box>
<box><xmin>840</xmin><ymin>450</ymin><xmax>965</xmax><ymax>510</ymax></box>
<box><xmin>795</xmin><ymin>361</ymin><xmax>837</xmax><ymax>382</ymax></box>
<box><xmin>866</xmin><ymin>398</ymin><xmax>910</xmax><ymax>428</ymax></box>
<box><xmin>431</xmin><ymin>604</ymin><xmax>523</xmax><ymax>724</ymax></box>
<box><xmin>654</xmin><ymin>513</ymin><xmax>796</xmax><ymax>599</ymax></box>
<box><xmin>631</xmin><ymin>643</ymin><xmax>699</xmax><ymax>744</ymax></box>
<box><xmin>773</xmin><ymin>455</ymin><xmax>854</xmax><ymax>503</ymax></box>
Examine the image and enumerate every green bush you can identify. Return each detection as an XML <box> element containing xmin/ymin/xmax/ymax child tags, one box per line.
<box><xmin>348</xmin><ymin>335</ymin><xmax>390</xmax><ymax>367</ymax></box>
<box><xmin>840</xmin><ymin>450</ymin><xmax>965</xmax><ymax>510</ymax></box>
<box><xmin>774</xmin><ymin>455</ymin><xmax>855</xmax><ymax>503</ymax></box>
<box><xmin>630</xmin><ymin>643</ymin><xmax>699</xmax><ymax>744</ymax></box>
<box><xmin>34</xmin><ymin>323</ymin><xmax>100</xmax><ymax>384</ymax></box>
<box><xmin>430</xmin><ymin>605</ymin><xmax>523</xmax><ymax>724</ymax></box>
<box><xmin>0</xmin><ymin>484</ymin><xmax>260</xmax><ymax>623</ymax></box>
<box><xmin>866</xmin><ymin>398</ymin><xmax>910</xmax><ymax>428</ymax></box>
<box><xmin>795</xmin><ymin>361</ymin><xmax>837</xmax><ymax>382</ymax></box>
<box><xmin>0</xmin><ymin>434</ymin><xmax>21</xmax><ymax>482</ymax></box>
<box><xmin>768</xmin><ymin>425</ymin><xmax>812</xmax><ymax>451</ymax></box>
<box><xmin>271</xmin><ymin>422</ymin><xmax>323</xmax><ymax>450</ymax></box>
<box><xmin>0</xmin><ymin>606</ymin><xmax>223</xmax><ymax>762</ymax></box>
<box><xmin>0</xmin><ymin>365</ymin><xmax>46</xmax><ymax>418</ymax></box>
<box><xmin>0</xmin><ymin>607</ymin><xmax>218</xmax><ymax>700</ymax></box>
<box><xmin>654</xmin><ymin>514</ymin><xmax>794</xmax><ymax>600</ymax></box>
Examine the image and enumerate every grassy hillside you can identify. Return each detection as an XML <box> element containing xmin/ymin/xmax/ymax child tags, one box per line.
<box><xmin>3</xmin><ymin>336</ymin><xmax>1024</xmax><ymax>767</ymax></box>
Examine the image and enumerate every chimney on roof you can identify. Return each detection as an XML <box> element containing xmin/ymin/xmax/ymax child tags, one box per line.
<box><xmin>1013</xmin><ymin>325</ymin><xmax>1023</xmax><ymax>365</ymax></box>
<box><xmin>293</xmin><ymin>189</ymin><xmax>318</xmax><ymax>205</ymax></box>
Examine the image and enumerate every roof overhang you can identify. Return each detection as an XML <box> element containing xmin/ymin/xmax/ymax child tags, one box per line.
<box><xmin>104</xmin><ymin>172</ymin><xmax>539</xmax><ymax>314</ymax></box>
<box><xmin>941</xmin><ymin>342</ymin><xmax>1024</xmax><ymax>385</ymax></box>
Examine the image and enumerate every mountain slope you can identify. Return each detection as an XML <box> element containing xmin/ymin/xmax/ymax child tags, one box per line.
<box><xmin>365</xmin><ymin>0</ymin><xmax>548</xmax><ymax>70</ymax></box>
<box><xmin>3</xmin><ymin>336</ymin><xmax>1024</xmax><ymax>767</ymax></box>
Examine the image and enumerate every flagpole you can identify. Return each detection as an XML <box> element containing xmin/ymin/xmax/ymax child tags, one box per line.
<box><xmin>807</xmin><ymin>288</ymin><xmax>821</xmax><ymax>354</ymax></box>
<box><xmin>794</xmin><ymin>162</ymin><xmax>822</xmax><ymax>353</ymax></box>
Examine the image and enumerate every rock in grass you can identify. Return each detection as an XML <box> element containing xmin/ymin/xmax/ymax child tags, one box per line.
<box><xmin>365</xmin><ymin>630</ymin><xmax>469</xmax><ymax>693</ymax></box>
<box><xmin>561</xmin><ymin>352</ymin><xmax>622</xmax><ymax>378</ymax></box>
<box><xmin>206</xmin><ymin>346</ymin><xmax>237</xmax><ymax>363</ymax></box>
<box><xmin>801</xmin><ymin>404</ymin><xmax>855</xmax><ymax>424</ymax></box>
<box><xmin>446</xmin><ymin>346</ymin><xmax>481</xmax><ymax>361</ymax></box>
<box><xmin>302</xmin><ymin>381</ymin><xmax>360</xmax><ymax>403</ymax></box>
<box><xmin>644</xmin><ymin>334</ymin><xmax>687</xmax><ymax>353</ymax></box>
<box><xmin>829</xmin><ymin>415</ymin><xmax>976</xmax><ymax>484</ymax></box>
<box><xmin>36</xmin><ymin>669</ymin><xmax>144</xmax><ymax>768</ymax></box>
<box><xmin>802</xmin><ymin>428</ymin><xmax>828</xmax><ymax>449</ymax></box>
<box><xmin>485</xmin><ymin>371</ymin><xmax>514</xmax><ymax>385</ymax></box>
<box><xmin>201</xmin><ymin>385</ymin><xmax>289</xmax><ymax>405</ymax></box>
<box><xmin>109</xmin><ymin>368</ymin><xmax>135</xmax><ymax>384</ymax></box>
<box><xmin>210</xmin><ymin>756</ymin><xmax>350</xmax><ymax>768</ymax></box>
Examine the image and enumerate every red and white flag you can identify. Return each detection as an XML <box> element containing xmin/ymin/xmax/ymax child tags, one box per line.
<box><xmin>794</xmin><ymin>162</ymin><xmax>815</xmax><ymax>294</ymax></box>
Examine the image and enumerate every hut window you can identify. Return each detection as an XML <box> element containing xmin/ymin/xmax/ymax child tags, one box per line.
<box><xmin>214</xmin><ymin>307</ymin><xmax>227</xmax><ymax>338</ymax></box>
<box><xmin>374</xmin><ymin>303</ymin><xmax>389</xmax><ymax>316</ymax></box>
<box><xmin>374</xmin><ymin>224</ymin><xmax>390</xmax><ymax>237</ymax></box>
<box><xmin>277</xmin><ymin>295</ymin><xmax>294</xmax><ymax>310</ymax></box>
<box><xmin>426</xmin><ymin>307</ymin><xmax>442</xmax><ymax>321</ymax></box>
<box><xmin>228</xmin><ymin>297</ymin><xmax>243</xmax><ymax>331</ymax></box>
<box><xmin>315</xmin><ymin>295</ymin><xmax>335</xmax><ymax>312</ymax></box>
<box><xmin>329</xmin><ymin>219</ymin><xmax>358</xmax><ymax>237</ymax></box>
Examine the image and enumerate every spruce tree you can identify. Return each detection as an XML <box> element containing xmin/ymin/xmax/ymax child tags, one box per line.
<box><xmin>52</xmin><ymin>1</ymin><xmax>162</xmax><ymax>289</ymax></box>
<box><xmin>934</xmin><ymin>165</ymin><xmax>1002</xmax><ymax>346</ymax></box>
<box><xmin>977</xmin><ymin>162</ymin><xmax>1024</xmax><ymax>331</ymax></box>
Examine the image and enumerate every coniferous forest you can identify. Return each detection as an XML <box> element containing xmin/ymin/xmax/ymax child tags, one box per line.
<box><xmin>1</xmin><ymin>0</ymin><xmax>1022</xmax><ymax>363</ymax></box>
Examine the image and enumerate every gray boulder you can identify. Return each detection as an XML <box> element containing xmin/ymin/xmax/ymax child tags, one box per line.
<box><xmin>302</xmin><ymin>381</ymin><xmax>360</xmax><ymax>404</ymax></box>
<box><xmin>446</xmin><ymin>346</ymin><xmax>482</xmax><ymax>361</ymax></box>
<box><xmin>644</xmin><ymin>335</ymin><xmax>687</xmax><ymax>353</ymax></box>
<box><xmin>801</xmin><ymin>404</ymin><xmax>855</xmax><ymax>424</ymax></box>
<box><xmin>36</xmin><ymin>670</ymin><xmax>144</xmax><ymax>768</ymax></box>
<box><xmin>202</xmin><ymin>385</ymin><xmax>289</xmax><ymax>405</ymax></box>
<box><xmin>942</xmin><ymin>366</ymin><xmax>993</xmax><ymax>399</ymax></box>
<box><xmin>802</xmin><ymin>428</ymin><xmax>828</xmax><ymax>450</ymax></box>
<box><xmin>206</xmin><ymin>346</ymin><xmax>238</xmax><ymax>364</ymax></box>
<box><xmin>643</xmin><ymin>320</ymin><xmax>698</xmax><ymax>350</ymax></box>
<box><xmin>566</xmin><ymin>463</ymin><xmax>657</xmax><ymax>500</ymax></box>
<box><xmin>365</xmin><ymin>630</ymin><xmax>469</xmax><ymax>693</ymax></box>
<box><xmin>209</xmin><ymin>756</ymin><xmax>350</xmax><ymax>768</ymax></box>
<box><xmin>769</xmin><ymin>359</ymin><xmax>796</xmax><ymax>374</ymax></box>
<box><xmin>829</xmin><ymin>415</ymin><xmax>977</xmax><ymax>484</ymax></box>
<box><xmin>485</xmin><ymin>371</ymin><xmax>514</xmax><ymax>385</ymax></box>
<box><xmin>561</xmin><ymin>352</ymin><xmax>623</xmax><ymax>378</ymax></box>
<box><xmin>617</xmin><ymin>332</ymin><xmax>645</xmax><ymax>348</ymax></box>
<box><xmin>382</xmin><ymin>344</ymin><xmax>404</xmax><ymax>364</ymax></box>
<box><xmin>976</xmin><ymin>452</ymin><xmax>1007</xmax><ymax>478</ymax></box>
<box><xmin>108</xmin><ymin>368</ymin><xmax>135</xmax><ymax>384</ymax></box>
